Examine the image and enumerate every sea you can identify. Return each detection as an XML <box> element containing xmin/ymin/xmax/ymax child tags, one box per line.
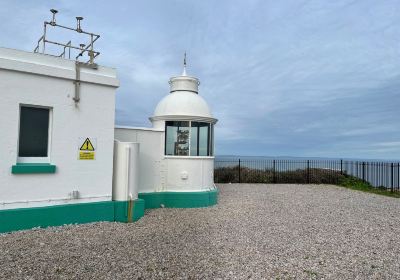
<box><xmin>215</xmin><ymin>155</ymin><xmax>399</xmax><ymax>163</ymax></box>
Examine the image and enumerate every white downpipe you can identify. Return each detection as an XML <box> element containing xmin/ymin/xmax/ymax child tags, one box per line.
<box><xmin>125</xmin><ymin>145</ymin><xmax>131</xmax><ymax>200</ymax></box>
<box><xmin>129</xmin><ymin>143</ymin><xmax>139</xmax><ymax>199</ymax></box>
<box><xmin>112</xmin><ymin>140</ymin><xmax>140</xmax><ymax>201</ymax></box>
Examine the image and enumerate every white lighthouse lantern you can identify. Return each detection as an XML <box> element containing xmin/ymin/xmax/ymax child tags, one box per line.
<box><xmin>150</xmin><ymin>63</ymin><xmax>217</xmax><ymax>192</ymax></box>
<box><xmin>114</xmin><ymin>57</ymin><xmax>218</xmax><ymax>208</ymax></box>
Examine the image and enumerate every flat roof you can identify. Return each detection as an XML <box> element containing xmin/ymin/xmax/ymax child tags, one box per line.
<box><xmin>0</xmin><ymin>47</ymin><xmax>119</xmax><ymax>87</ymax></box>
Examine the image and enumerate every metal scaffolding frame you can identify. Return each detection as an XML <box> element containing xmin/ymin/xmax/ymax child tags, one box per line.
<box><xmin>33</xmin><ymin>9</ymin><xmax>100</xmax><ymax>64</ymax></box>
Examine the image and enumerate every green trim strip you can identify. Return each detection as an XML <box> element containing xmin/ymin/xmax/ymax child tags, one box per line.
<box><xmin>0</xmin><ymin>201</ymin><xmax>114</xmax><ymax>233</ymax></box>
<box><xmin>139</xmin><ymin>189</ymin><xmax>218</xmax><ymax>209</ymax></box>
<box><xmin>0</xmin><ymin>189</ymin><xmax>218</xmax><ymax>233</ymax></box>
<box><xmin>0</xmin><ymin>199</ymin><xmax>145</xmax><ymax>234</ymax></box>
<box><xmin>12</xmin><ymin>163</ymin><xmax>56</xmax><ymax>174</ymax></box>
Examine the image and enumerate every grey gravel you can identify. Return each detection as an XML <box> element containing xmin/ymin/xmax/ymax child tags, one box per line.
<box><xmin>1</xmin><ymin>184</ymin><xmax>400</xmax><ymax>279</ymax></box>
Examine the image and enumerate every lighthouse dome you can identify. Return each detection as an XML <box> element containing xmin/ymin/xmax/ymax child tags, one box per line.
<box><xmin>151</xmin><ymin>75</ymin><xmax>216</xmax><ymax>122</ymax></box>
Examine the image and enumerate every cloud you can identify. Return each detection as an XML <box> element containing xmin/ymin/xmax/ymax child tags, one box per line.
<box><xmin>373</xmin><ymin>142</ymin><xmax>400</xmax><ymax>148</ymax></box>
<box><xmin>1</xmin><ymin>0</ymin><xmax>399</xmax><ymax>159</ymax></box>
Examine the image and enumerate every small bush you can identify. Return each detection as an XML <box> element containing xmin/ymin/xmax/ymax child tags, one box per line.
<box><xmin>214</xmin><ymin>166</ymin><xmax>342</xmax><ymax>184</ymax></box>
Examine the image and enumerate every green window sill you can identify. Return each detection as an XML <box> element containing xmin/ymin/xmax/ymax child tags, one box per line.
<box><xmin>12</xmin><ymin>163</ymin><xmax>56</xmax><ymax>174</ymax></box>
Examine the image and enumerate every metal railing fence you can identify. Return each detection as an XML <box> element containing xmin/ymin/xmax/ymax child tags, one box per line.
<box><xmin>214</xmin><ymin>159</ymin><xmax>400</xmax><ymax>192</ymax></box>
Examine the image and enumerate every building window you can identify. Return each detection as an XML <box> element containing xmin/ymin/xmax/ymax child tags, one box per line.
<box><xmin>190</xmin><ymin>122</ymin><xmax>210</xmax><ymax>156</ymax></box>
<box><xmin>165</xmin><ymin>121</ymin><xmax>214</xmax><ymax>156</ymax></box>
<box><xmin>18</xmin><ymin>106</ymin><xmax>50</xmax><ymax>160</ymax></box>
<box><xmin>165</xmin><ymin>121</ymin><xmax>190</xmax><ymax>156</ymax></box>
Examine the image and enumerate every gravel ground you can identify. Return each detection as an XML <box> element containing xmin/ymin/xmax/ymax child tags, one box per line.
<box><xmin>1</xmin><ymin>184</ymin><xmax>400</xmax><ymax>279</ymax></box>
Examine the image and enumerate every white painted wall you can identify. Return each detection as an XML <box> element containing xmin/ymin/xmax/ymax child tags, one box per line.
<box><xmin>114</xmin><ymin>127</ymin><xmax>164</xmax><ymax>193</ymax></box>
<box><xmin>114</xmin><ymin>126</ymin><xmax>215</xmax><ymax>193</ymax></box>
<box><xmin>0</xmin><ymin>48</ymin><xmax>118</xmax><ymax>210</ymax></box>
<box><xmin>163</xmin><ymin>157</ymin><xmax>214</xmax><ymax>192</ymax></box>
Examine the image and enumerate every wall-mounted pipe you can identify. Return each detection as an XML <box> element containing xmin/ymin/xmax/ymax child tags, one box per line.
<box><xmin>112</xmin><ymin>141</ymin><xmax>140</xmax><ymax>201</ymax></box>
<box><xmin>73</xmin><ymin>61</ymin><xmax>81</xmax><ymax>103</ymax></box>
<box><xmin>73</xmin><ymin>62</ymin><xmax>98</xmax><ymax>103</ymax></box>
<box><xmin>127</xmin><ymin>194</ymin><xmax>133</xmax><ymax>223</ymax></box>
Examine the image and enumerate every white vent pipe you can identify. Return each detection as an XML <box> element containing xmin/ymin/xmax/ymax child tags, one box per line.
<box><xmin>112</xmin><ymin>141</ymin><xmax>139</xmax><ymax>201</ymax></box>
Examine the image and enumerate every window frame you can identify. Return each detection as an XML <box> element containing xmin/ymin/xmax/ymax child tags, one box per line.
<box><xmin>164</xmin><ymin>121</ymin><xmax>190</xmax><ymax>156</ymax></box>
<box><xmin>190</xmin><ymin>122</ymin><xmax>211</xmax><ymax>156</ymax></box>
<box><xmin>17</xmin><ymin>104</ymin><xmax>53</xmax><ymax>164</ymax></box>
<box><xmin>164</xmin><ymin>120</ymin><xmax>214</xmax><ymax>157</ymax></box>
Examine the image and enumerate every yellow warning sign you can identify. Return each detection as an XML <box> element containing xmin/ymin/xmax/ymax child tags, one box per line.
<box><xmin>80</xmin><ymin>138</ymin><xmax>95</xmax><ymax>151</ymax></box>
<box><xmin>79</xmin><ymin>151</ymin><xmax>95</xmax><ymax>160</ymax></box>
<box><xmin>78</xmin><ymin>138</ymin><xmax>96</xmax><ymax>160</ymax></box>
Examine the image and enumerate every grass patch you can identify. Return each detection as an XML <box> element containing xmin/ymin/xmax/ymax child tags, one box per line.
<box><xmin>338</xmin><ymin>175</ymin><xmax>400</xmax><ymax>198</ymax></box>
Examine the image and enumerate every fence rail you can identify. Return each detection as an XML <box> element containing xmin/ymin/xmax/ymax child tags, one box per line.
<box><xmin>214</xmin><ymin>159</ymin><xmax>400</xmax><ymax>192</ymax></box>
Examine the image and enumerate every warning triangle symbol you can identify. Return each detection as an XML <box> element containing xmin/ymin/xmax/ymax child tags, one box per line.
<box><xmin>80</xmin><ymin>138</ymin><xmax>95</xmax><ymax>151</ymax></box>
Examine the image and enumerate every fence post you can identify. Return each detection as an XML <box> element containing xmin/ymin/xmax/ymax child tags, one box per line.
<box><xmin>238</xmin><ymin>158</ymin><xmax>241</xmax><ymax>183</ymax></box>
<box><xmin>356</xmin><ymin>162</ymin><xmax>358</xmax><ymax>177</ymax></box>
<box><xmin>273</xmin><ymin>160</ymin><xmax>276</xmax><ymax>183</ymax></box>
<box><xmin>362</xmin><ymin>162</ymin><xmax>365</xmax><ymax>181</ymax></box>
<box><xmin>340</xmin><ymin>159</ymin><xmax>343</xmax><ymax>175</ymax></box>
<box><xmin>307</xmin><ymin>160</ymin><xmax>310</xmax><ymax>184</ymax></box>
<box><xmin>391</xmin><ymin>163</ymin><xmax>394</xmax><ymax>192</ymax></box>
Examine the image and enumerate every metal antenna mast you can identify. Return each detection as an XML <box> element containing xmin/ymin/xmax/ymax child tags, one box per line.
<box><xmin>182</xmin><ymin>51</ymin><xmax>187</xmax><ymax>76</ymax></box>
<box><xmin>34</xmin><ymin>9</ymin><xmax>100</xmax><ymax>64</ymax></box>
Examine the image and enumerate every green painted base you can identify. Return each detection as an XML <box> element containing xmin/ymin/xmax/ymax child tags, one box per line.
<box><xmin>138</xmin><ymin>188</ymin><xmax>218</xmax><ymax>209</ymax></box>
<box><xmin>0</xmin><ymin>189</ymin><xmax>218</xmax><ymax>233</ymax></box>
<box><xmin>0</xmin><ymin>199</ymin><xmax>145</xmax><ymax>234</ymax></box>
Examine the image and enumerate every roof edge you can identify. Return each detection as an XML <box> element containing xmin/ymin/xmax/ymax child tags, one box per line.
<box><xmin>149</xmin><ymin>115</ymin><xmax>218</xmax><ymax>124</ymax></box>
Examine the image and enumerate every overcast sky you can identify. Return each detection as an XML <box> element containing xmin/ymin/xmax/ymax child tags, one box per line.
<box><xmin>2</xmin><ymin>0</ymin><xmax>400</xmax><ymax>160</ymax></box>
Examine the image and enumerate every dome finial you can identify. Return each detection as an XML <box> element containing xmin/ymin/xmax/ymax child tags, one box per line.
<box><xmin>182</xmin><ymin>51</ymin><xmax>187</xmax><ymax>76</ymax></box>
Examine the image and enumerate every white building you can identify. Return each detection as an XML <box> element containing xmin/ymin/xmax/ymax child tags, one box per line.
<box><xmin>0</xmin><ymin>46</ymin><xmax>218</xmax><ymax>233</ymax></box>
<box><xmin>115</xmin><ymin>65</ymin><xmax>218</xmax><ymax>208</ymax></box>
<box><xmin>0</xmin><ymin>47</ymin><xmax>125</xmax><ymax>232</ymax></box>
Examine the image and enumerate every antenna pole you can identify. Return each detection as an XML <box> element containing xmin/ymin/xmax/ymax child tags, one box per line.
<box><xmin>50</xmin><ymin>9</ymin><xmax>58</xmax><ymax>25</ymax></box>
<box><xmin>89</xmin><ymin>34</ymin><xmax>94</xmax><ymax>64</ymax></box>
<box><xmin>76</xmin><ymin>17</ymin><xmax>83</xmax><ymax>32</ymax></box>
<box><xmin>42</xmin><ymin>22</ymin><xmax>47</xmax><ymax>53</ymax></box>
<box><xmin>182</xmin><ymin>51</ymin><xmax>187</xmax><ymax>76</ymax></box>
